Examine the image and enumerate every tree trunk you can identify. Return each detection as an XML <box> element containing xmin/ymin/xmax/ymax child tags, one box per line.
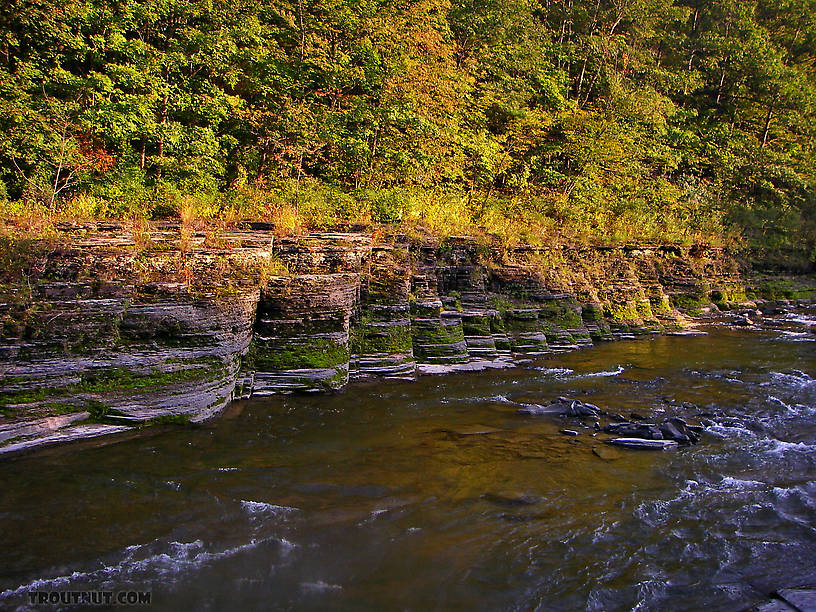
<box><xmin>760</xmin><ymin>95</ymin><xmax>778</xmax><ymax>148</ymax></box>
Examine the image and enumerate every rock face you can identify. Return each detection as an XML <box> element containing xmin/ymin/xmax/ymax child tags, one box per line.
<box><xmin>0</xmin><ymin>227</ymin><xmax>754</xmax><ymax>455</ymax></box>
<box><xmin>0</xmin><ymin>224</ymin><xmax>274</xmax><ymax>454</ymax></box>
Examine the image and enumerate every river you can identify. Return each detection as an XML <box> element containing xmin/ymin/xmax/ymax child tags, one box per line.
<box><xmin>1</xmin><ymin>308</ymin><xmax>815</xmax><ymax>611</ymax></box>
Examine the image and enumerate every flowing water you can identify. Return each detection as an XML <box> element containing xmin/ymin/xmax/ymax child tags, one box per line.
<box><xmin>1</xmin><ymin>309</ymin><xmax>815</xmax><ymax>611</ymax></box>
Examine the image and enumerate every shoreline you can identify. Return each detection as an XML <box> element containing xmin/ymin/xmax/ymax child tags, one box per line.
<box><xmin>1</xmin><ymin>227</ymin><xmax>814</xmax><ymax>459</ymax></box>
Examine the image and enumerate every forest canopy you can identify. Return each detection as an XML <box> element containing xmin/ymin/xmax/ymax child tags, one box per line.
<box><xmin>1</xmin><ymin>0</ymin><xmax>815</xmax><ymax>255</ymax></box>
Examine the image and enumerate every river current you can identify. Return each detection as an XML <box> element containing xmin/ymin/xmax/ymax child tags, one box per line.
<box><xmin>1</xmin><ymin>308</ymin><xmax>815</xmax><ymax>611</ymax></box>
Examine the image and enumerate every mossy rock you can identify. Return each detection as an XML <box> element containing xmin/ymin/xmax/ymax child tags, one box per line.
<box><xmin>247</xmin><ymin>337</ymin><xmax>350</xmax><ymax>371</ymax></box>
<box><xmin>635</xmin><ymin>299</ymin><xmax>654</xmax><ymax>320</ymax></box>
<box><xmin>538</xmin><ymin>302</ymin><xmax>583</xmax><ymax>329</ymax></box>
<box><xmin>648</xmin><ymin>295</ymin><xmax>672</xmax><ymax>315</ymax></box>
<box><xmin>0</xmin><ymin>360</ymin><xmax>224</xmax><ymax>411</ymax></box>
<box><xmin>669</xmin><ymin>293</ymin><xmax>709</xmax><ymax>312</ymax></box>
<box><xmin>581</xmin><ymin>304</ymin><xmax>604</xmax><ymax>322</ymax></box>
<box><xmin>604</xmin><ymin>302</ymin><xmax>641</xmax><ymax>323</ymax></box>
<box><xmin>411</xmin><ymin>321</ymin><xmax>465</xmax><ymax>346</ymax></box>
<box><xmin>493</xmin><ymin>336</ymin><xmax>512</xmax><ymax>351</ymax></box>
<box><xmin>350</xmin><ymin>323</ymin><xmax>413</xmax><ymax>355</ymax></box>
<box><xmin>461</xmin><ymin>315</ymin><xmax>492</xmax><ymax>337</ymax></box>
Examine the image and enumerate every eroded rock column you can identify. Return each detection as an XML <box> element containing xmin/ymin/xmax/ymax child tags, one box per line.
<box><xmin>248</xmin><ymin>234</ymin><xmax>370</xmax><ymax>394</ymax></box>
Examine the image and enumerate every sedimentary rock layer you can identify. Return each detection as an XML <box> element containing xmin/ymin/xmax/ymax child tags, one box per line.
<box><xmin>3</xmin><ymin>225</ymin><xmax>804</xmax><ymax>456</ymax></box>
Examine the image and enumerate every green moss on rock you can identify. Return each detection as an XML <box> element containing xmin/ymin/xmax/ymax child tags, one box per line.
<box><xmin>604</xmin><ymin>302</ymin><xmax>640</xmax><ymax>322</ymax></box>
<box><xmin>351</xmin><ymin>324</ymin><xmax>413</xmax><ymax>354</ymax></box>
<box><xmin>669</xmin><ymin>293</ymin><xmax>709</xmax><ymax>312</ymax></box>
<box><xmin>247</xmin><ymin>337</ymin><xmax>350</xmax><ymax>370</ymax></box>
<box><xmin>538</xmin><ymin>302</ymin><xmax>582</xmax><ymax>329</ymax></box>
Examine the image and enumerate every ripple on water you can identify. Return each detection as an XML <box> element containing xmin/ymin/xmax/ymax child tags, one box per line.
<box><xmin>570</xmin><ymin>365</ymin><xmax>625</xmax><ymax>379</ymax></box>
<box><xmin>0</xmin><ymin>536</ymin><xmax>297</xmax><ymax>604</ymax></box>
<box><xmin>766</xmin><ymin>370</ymin><xmax>816</xmax><ymax>388</ymax></box>
<box><xmin>239</xmin><ymin>500</ymin><xmax>299</xmax><ymax>519</ymax></box>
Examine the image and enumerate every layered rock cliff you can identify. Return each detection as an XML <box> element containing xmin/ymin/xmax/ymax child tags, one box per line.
<box><xmin>1</xmin><ymin>225</ymin><xmax>806</xmax><ymax>456</ymax></box>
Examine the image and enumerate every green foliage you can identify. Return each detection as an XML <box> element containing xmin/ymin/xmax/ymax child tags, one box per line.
<box><xmin>0</xmin><ymin>0</ymin><xmax>815</xmax><ymax>256</ymax></box>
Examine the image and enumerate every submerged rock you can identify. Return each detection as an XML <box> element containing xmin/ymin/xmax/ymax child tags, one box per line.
<box><xmin>437</xmin><ymin>425</ymin><xmax>503</xmax><ymax>437</ymax></box>
<box><xmin>592</xmin><ymin>446</ymin><xmax>623</xmax><ymax>461</ymax></box>
<box><xmin>483</xmin><ymin>492</ymin><xmax>541</xmax><ymax>506</ymax></box>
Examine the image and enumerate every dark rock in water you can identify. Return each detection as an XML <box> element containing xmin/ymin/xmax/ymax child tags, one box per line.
<box><xmin>523</xmin><ymin>395</ymin><xmax>704</xmax><ymax>445</ymax></box>
<box><xmin>604</xmin><ymin>415</ymin><xmax>704</xmax><ymax>444</ymax></box>
<box><xmin>566</xmin><ymin>401</ymin><xmax>600</xmax><ymax>418</ymax></box>
<box><xmin>604</xmin><ymin>422</ymin><xmax>663</xmax><ymax>440</ymax></box>
<box><xmin>752</xmin><ymin>600</ymin><xmax>798</xmax><ymax>612</ymax></box>
<box><xmin>744</xmin><ymin>420</ymin><xmax>768</xmax><ymax>436</ymax></box>
<box><xmin>758</xmin><ymin>304</ymin><xmax>784</xmax><ymax>315</ymax></box>
<box><xmin>606</xmin><ymin>438</ymin><xmax>679</xmax><ymax>450</ymax></box>
<box><xmin>518</xmin><ymin>396</ymin><xmax>600</xmax><ymax>418</ymax></box>
<box><xmin>733</xmin><ymin>315</ymin><xmax>754</xmax><ymax>326</ymax></box>
<box><xmin>660</xmin><ymin>421</ymin><xmax>690</xmax><ymax>444</ymax></box>
<box><xmin>749</xmin><ymin>588</ymin><xmax>816</xmax><ymax>612</ymax></box>
<box><xmin>774</xmin><ymin>588</ymin><xmax>816</xmax><ymax>611</ymax></box>
<box><xmin>483</xmin><ymin>492</ymin><xmax>541</xmax><ymax>507</ymax></box>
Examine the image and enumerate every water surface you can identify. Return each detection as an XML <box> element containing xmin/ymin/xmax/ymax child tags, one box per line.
<box><xmin>1</xmin><ymin>311</ymin><xmax>815</xmax><ymax>611</ymax></box>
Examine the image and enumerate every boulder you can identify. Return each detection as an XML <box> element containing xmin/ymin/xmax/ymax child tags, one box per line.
<box><xmin>659</xmin><ymin>417</ymin><xmax>700</xmax><ymax>444</ymax></box>
<box><xmin>604</xmin><ymin>422</ymin><xmax>663</xmax><ymax>440</ymax></box>
<box><xmin>566</xmin><ymin>400</ymin><xmax>601</xmax><ymax>418</ymax></box>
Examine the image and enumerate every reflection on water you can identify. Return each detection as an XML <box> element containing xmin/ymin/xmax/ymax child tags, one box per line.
<box><xmin>1</xmin><ymin>313</ymin><xmax>815</xmax><ymax>611</ymax></box>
